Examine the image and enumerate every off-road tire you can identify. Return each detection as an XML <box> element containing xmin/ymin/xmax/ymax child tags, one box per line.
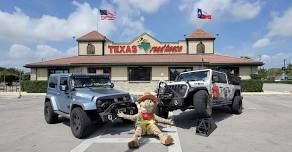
<box><xmin>193</xmin><ymin>90</ymin><xmax>212</xmax><ymax>118</ymax></box>
<box><xmin>70</xmin><ymin>107</ymin><xmax>93</xmax><ymax>139</ymax></box>
<box><xmin>231</xmin><ymin>96</ymin><xmax>242</xmax><ymax>114</ymax></box>
<box><xmin>157</xmin><ymin>106</ymin><xmax>169</xmax><ymax>119</ymax></box>
<box><xmin>44</xmin><ymin>101</ymin><xmax>58</xmax><ymax>124</ymax></box>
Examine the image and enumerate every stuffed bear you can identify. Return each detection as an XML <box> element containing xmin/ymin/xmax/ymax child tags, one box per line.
<box><xmin>118</xmin><ymin>92</ymin><xmax>174</xmax><ymax>149</ymax></box>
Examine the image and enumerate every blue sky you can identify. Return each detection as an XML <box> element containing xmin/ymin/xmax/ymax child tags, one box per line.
<box><xmin>0</xmin><ymin>0</ymin><xmax>292</xmax><ymax>70</ymax></box>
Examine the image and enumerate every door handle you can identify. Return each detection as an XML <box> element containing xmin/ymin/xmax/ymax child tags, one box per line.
<box><xmin>56</xmin><ymin>92</ymin><xmax>61</xmax><ymax>95</ymax></box>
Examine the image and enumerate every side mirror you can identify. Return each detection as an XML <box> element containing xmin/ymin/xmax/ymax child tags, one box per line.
<box><xmin>60</xmin><ymin>85</ymin><xmax>68</xmax><ymax>91</ymax></box>
<box><xmin>110</xmin><ymin>82</ymin><xmax>114</xmax><ymax>88</ymax></box>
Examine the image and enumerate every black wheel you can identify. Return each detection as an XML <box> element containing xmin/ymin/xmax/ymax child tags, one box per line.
<box><xmin>44</xmin><ymin>101</ymin><xmax>58</xmax><ymax>124</ymax></box>
<box><xmin>157</xmin><ymin>106</ymin><xmax>169</xmax><ymax>119</ymax></box>
<box><xmin>70</xmin><ymin>107</ymin><xmax>93</xmax><ymax>139</ymax></box>
<box><xmin>193</xmin><ymin>90</ymin><xmax>212</xmax><ymax>118</ymax></box>
<box><xmin>231</xmin><ymin>96</ymin><xmax>242</xmax><ymax>114</ymax></box>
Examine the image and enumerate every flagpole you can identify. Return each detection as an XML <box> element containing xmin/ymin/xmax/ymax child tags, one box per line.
<box><xmin>97</xmin><ymin>10</ymin><xmax>99</xmax><ymax>32</ymax></box>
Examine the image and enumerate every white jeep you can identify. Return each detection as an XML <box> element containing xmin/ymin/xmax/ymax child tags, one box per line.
<box><xmin>156</xmin><ymin>69</ymin><xmax>242</xmax><ymax>118</ymax></box>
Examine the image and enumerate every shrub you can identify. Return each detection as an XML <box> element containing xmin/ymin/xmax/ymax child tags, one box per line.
<box><xmin>21</xmin><ymin>80</ymin><xmax>48</xmax><ymax>93</ymax></box>
<box><xmin>240</xmin><ymin>80</ymin><xmax>263</xmax><ymax>92</ymax></box>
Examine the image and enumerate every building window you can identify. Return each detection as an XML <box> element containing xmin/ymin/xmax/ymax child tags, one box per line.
<box><xmin>88</xmin><ymin>67</ymin><xmax>111</xmax><ymax>75</ymax></box>
<box><xmin>169</xmin><ymin>67</ymin><xmax>193</xmax><ymax>81</ymax></box>
<box><xmin>48</xmin><ymin>69</ymin><xmax>69</xmax><ymax>77</ymax></box>
<box><xmin>197</xmin><ymin>41</ymin><xmax>205</xmax><ymax>54</ymax></box>
<box><xmin>128</xmin><ymin>67</ymin><xmax>151</xmax><ymax>81</ymax></box>
<box><xmin>87</xmin><ymin>43</ymin><xmax>95</xmax><ymax>54</ymax></box>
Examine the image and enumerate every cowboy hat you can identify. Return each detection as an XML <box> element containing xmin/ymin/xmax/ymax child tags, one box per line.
<box><xmin>137</xmin><ymin>92</ymin><xmax>158</xmax><ymax>104</ymax></box>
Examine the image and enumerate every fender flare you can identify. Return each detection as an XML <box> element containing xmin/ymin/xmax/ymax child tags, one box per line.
<box><xmin>45</xmin><ymin>95</ymin><xmax>59</xmax><ymax>111</ymax></box>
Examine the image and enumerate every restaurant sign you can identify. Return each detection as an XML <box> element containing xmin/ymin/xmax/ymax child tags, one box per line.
<box><xmin>108</xmin><ymin>37</ymin><xmax>183</xmax><ymax>54</ymax></box>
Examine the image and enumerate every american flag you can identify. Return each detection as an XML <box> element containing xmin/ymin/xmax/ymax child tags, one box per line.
<box><xmin>99</xmin><ymin>9</ymin><xmax>116</xmax><ymax>20</ymax></box>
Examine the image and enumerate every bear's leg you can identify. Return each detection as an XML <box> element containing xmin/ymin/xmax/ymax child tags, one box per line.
<box><xmin>128</xmin><ymin>125</ymin><xmax>143</xmax><ymax>149</ymax></box>
<box><xmin>149</xmin><ymin>124</ymin><xmax>173</xmax><ymax>145</ymax></box>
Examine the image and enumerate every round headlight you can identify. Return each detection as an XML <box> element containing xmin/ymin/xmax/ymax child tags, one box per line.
<box><xmin>181</xmin><ymin>85</ymin><xmax>187</xmax><ymax>90</ymax></box>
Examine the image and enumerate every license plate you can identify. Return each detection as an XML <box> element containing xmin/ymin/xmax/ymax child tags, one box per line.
<box><xmin>108</xmin><ymin>115</ymin><xmax>112</xmax><ymax>120</ymax></box>
<box><xmin>118</xmin><ymin>108</ymin><xmax>126</xmax><ymax>113</ymax></box>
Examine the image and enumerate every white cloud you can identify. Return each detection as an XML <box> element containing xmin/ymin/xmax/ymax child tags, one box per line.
<box><xmin>120</xmin><ymin>0</ymin><xmax>169</xmax><ymax>13</ymax></box>
<box><xmin>0</xmin><ymin>0</ymin><xmax>169</xmax><ymax>43</ymax></box>
<box><xmin>252</xmin><ymin>38</ymin><xmax>270</xmax><ymax>49</ymax></box>
<box><xmin>252</xmin><ymin>7</ymin><xmax>292</xmax><ymax>52</ymax></box>
<box><xmin>2</xmin><ymin>44</ymin><xmax>77</xmax><ymax>69</ymax></box>
<box><xmin>229</xmin><ymin>1</ymin><xmax>261</xmax><ymax>21</ymax></box>
<box><xmin>0</xmin><ymin>0</ymin><xmax>169</xmax><ymax>69</ymax></box>
<box><xmin>8</xmin><ymin>44</ymin><xmax>33</xmax><ymax>59</ymax></box>
<box><xmin>0</xmin><ymin>1</ymin><xmax>115</xmax><ymax>42</ymax></box>
<box><xmin>108</xmin><ymin>0</ymin><xmax>162</xmax><ymax>40</ymax></box>
<box><xmin>267</xmin><ymin>7</ymin><xmax>292</xmax><ymax>37</ymax></box>
<box><xmin>179</xmin><ymin>0</ymin><xmax>262</xmax><ymax>25</ymax></box>
<box><xmin>260</xmin><ymin>53</ymin><xmax>292</xmax><ymax>68</ymax></box>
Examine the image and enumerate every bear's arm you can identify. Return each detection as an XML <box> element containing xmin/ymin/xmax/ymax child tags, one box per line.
<box><xmin>154</xmin><ymin>114</ymin><xmax>174</xmax><ymax>125</ymax></box>
<box><xmin>119</xmin><ymin>113</ymin><xmax>138</xmax><ymax>121</ymax></box>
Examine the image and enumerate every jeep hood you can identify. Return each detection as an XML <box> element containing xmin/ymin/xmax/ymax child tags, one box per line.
<box><xmin>74</xmin><ymin>87</ymin><xmax>129</xmax><ymax>99</ymax></box>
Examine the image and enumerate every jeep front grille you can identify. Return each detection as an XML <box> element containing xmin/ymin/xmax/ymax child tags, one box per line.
<box><xmin>96</xmin><ymin>96</ymin><xmax>131</xmax><ymax>112</ymax></box>
<box><xmin>165</xmin><ymin>84</ymin><xmax>188</xmax><ymax>98</ymax></box>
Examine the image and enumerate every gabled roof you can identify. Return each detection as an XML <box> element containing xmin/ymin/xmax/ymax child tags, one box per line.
<box><xmin>77</xmin><ymin>31</ymin><xmax>109</xmax><ymax>42</ymax></box>
<box><xmin>186</xmin><ymin>29</ymin><xmax>215</xmax><ymax>39</ymax></box>
<box><xmin>25</xmin><ymin>54</ymin><xmax>263</xmax><ymax>68</ymax></box>
<box><xmin>128</xmin><ymin>32</ymin><xmax>161</xmax><ymax>44</ymax></box>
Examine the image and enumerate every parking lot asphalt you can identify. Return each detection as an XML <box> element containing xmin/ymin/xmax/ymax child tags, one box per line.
<box><xmin>0</xmin><ymin>95</ymin><xmax>292</xmax><ymax>152</ymax></box>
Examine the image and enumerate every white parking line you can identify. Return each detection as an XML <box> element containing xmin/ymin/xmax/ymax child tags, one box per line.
<box><xmin>71</xmin><ymin>137</ymin><xmax>97</xmax><ymax>152</ymax></box>
<box><xmin>71</xmin><ymin>112</ymin><xmax>183</xmax><ymax>152</ymax></box>
<box><xmin>246</xmin><ymin>107</ymin><xmax>257</xmax><ymax>110</ymax></box>
<box><xmin>166</xmin><ymin>112</ymin><xmax>183</xmax><ymax>152</ymax></box>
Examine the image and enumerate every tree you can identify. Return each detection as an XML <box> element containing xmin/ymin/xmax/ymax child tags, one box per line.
<box><xmin>0</xmin><ymin>67</ymin><xmax>23</xmax><ymax>85</ymax></box>
<box><xmin>286</xmin><ymin>64</ymin><xmax>292</xmax><ymax>76</ymax></box>
<box><xmin>267</xmin><ymin>68</ymin><xmax>282</xmax><ymax>76</ymax></box>
<box><xmin>258</xmin><ymin>68</ymin><xmax>268</xmax><ymax>79</ymax></box>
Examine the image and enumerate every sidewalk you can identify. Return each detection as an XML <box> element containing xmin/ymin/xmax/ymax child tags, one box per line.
<box><xmin>0</xmin><ymin>92</ymin><xmax>46</xmax><ymax>96</ymax></box>
<box><xmin>242</xmin><ymin>91</ymin><xmax>292</xmax><ymax>96</ymax></box>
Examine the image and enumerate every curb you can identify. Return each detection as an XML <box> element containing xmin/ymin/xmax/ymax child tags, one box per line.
<box><xmin>242</xmin><ymin>92</ymin><xmax>292</xmax><ymax>96</ymax></box>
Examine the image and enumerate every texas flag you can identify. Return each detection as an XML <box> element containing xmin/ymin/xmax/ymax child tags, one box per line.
<box><xmin>197</xmin><ymin>8</ymin><xmax>212</xmax><ymax>19</ymax></box>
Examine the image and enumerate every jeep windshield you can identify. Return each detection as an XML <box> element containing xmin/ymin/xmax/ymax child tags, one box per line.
<box><xmin>175</xmin><ymin>70</ymin><xmax>210</xmax><ymax>82</ymax></box>
<box><xmin>71</xmin><ymin>75</ymin><xmax>111</xmax><ymax>88</ymax></box>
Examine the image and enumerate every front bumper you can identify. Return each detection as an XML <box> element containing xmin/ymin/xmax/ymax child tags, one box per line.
<box><xmin>99</xmin><ymin>102</ymin><xmax>137</xmax><ymax>122</ymax></box>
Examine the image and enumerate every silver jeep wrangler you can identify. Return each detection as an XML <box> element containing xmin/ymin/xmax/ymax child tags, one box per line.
<box><xmin>156</xmin><ymin>69</ymin><xmax>243</xmax><ymax>118</ymax></box>
<box><xmin>44</xmin><ymin>73</ymin><xmax>138</xmax><ymax>138</ymax></box>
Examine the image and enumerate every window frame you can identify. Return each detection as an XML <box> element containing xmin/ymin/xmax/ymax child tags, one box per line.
<box><xmin>212</xmin><ymin>71</ymin><xmax>227</xmax><ymax>84</ymax></box>
<box><xmin>48</xmin><ymin>69</ymin><xmax>69</xmax><ymax>78</ymax></box>
<box><xmin>59</xmin><ymin>76</ymin><xmax>69</xmax><ymax>90</ymax></box>
<box><xmin>128</xmin><ymin>67</ymin><xmax>152</xmax><ymax>82</ymax></box>
<box><xmin>218</xmin><ymin>73</ymin><xmax>227</xmax><ymax>84</ymax></box>
<box><xmin>87</xmin><ymin>43</ymin><xmax>95</xmax><ymax>55</ymax></box>
<box><xmin>197</xmin><ymin>41</ymin><xmax>205</xmax><ymax>54</ymax></box>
